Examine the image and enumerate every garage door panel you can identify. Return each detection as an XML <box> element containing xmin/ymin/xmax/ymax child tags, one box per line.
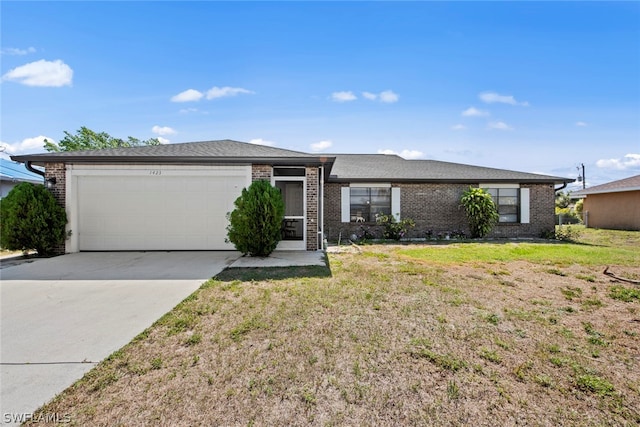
<box><xmin>76</xmin><ymin>167</ymin><xmax>248</xmax><ymax>251</ymax></box>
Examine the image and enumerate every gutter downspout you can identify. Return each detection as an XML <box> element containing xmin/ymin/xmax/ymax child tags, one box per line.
<box><xmin>319</xmin><ymin>165</ymin><xmax>324</xmax><ymax>250</ymax></box>
<box><xmin>25</xmin><ymin>161</ymin><xmax>46</xmax><ymax>181</ymax></box>
<box><xmin>554</xmin><ymin>182</ymin><xmax>568</xmax><ymax>193</ymax></box>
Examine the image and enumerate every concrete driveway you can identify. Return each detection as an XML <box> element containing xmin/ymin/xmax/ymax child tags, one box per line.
<box><xmin>0</xmin><ymin>251</ymin><xmax>240</xmax><ymax>424</ymax></box>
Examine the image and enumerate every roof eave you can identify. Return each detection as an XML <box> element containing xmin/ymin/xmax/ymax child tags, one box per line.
<box><xmin>0</xmin><ymin>176</ymin><xmax>43</xmax><ymax>183</ymax></box>
<box><xmin>574</xmin><ymin>186</ymin><xmax>640</xmax><ymax>196</ymax></box>
<box><xmin>12</xmin><ymin>155</ymin><xmax>335</xmax><ymax>167</ymax></box>
<box><xmin>329</xmin><ymin>177</ymin><xmax>574</xmax><ymax>185</ymax></box>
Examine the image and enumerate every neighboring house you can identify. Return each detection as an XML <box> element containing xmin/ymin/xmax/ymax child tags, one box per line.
<box><xmin>572</xmin><ymin>174</ymin><xmax>640</xmax><ymax>231</ymax></box>
<box><xmin>11</xmin><ymin>140</ymin><xmax>573</xmax><ymax>254</ymax></box>
<box><xmin>0</xmin><ymin>158</ymin><xmax>44</xmax><ymax>199</ymax></box>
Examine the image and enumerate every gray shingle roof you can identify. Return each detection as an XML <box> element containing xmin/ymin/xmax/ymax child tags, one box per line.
<box><xmin>329</xmin><ymin>154</ymin><xmax>572</xmax><ymax>184</ymax></box>
<box><xmin>11</xmin><ymin>139</ymin><xmax>330</xmax><ymax>165</ymax></box>
<box><xmin>572</xmin><ymin>174</ymin><xmax>640</xmax><ymax>196</ymax></box>
<box><xmin>11</xmin><ymin>139</ymin><xmax>574</xmax><ymax>184</ymax></box>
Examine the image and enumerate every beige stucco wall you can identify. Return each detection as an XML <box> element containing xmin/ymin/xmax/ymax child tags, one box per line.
<box><xmin>583</xmin><ymin>190</ymin><xmax>640</xmax><ymax>231</ymax></box>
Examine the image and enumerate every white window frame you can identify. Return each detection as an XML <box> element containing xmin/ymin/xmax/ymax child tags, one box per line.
<box><xmin>479</xmin><ymin>183</ymin><xmax>530</xmax><ymax>224</ymax></box>
<box><xmin>341</xmin><ymin>183</ymin><xmax>400</xmax><ymax>223</ymax></box>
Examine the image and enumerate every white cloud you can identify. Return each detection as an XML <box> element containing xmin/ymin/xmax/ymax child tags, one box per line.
<box><xmin>0</xmin><ymin>136</ymin><xmax>52</xmax><ymax>157</ymax></box>
<box><xmin>451</xmin><ymin>124</ymin><xmax>466</xmax><ymax>130</ymax></box>
<box><xmin>172</xmin><ymin>86</ymin><xmax>254</xmax><ymax>102</ymax></box>
<box><xmin>2</xmin><ymin>59</ymin><xmax>73</xmax><ymax>87</ymax></box>
<box><xmin>179</xmin><ymin>107</ymin><xmax>199</xmax><ymax>114</ymax></box>
<box><xmin>171</xmin><ymin>89</ymin><xmax>203</xmax><ymax>102</ymax></box>
<box><xmin>479</xmin><ymin>91</ymin><xmax>529</xmax><ymax>106</ymax></box>
<box><xmin>360</xmin><ymin>90</ymin><xmax>399</xmax><ymax>103</ymax></box>
<box><xmin>249</xmin><ymin>138</ymin><xmax>276</xmax><ymax>146</ymax></box>
<box><xmin>362</xmin><ymin>91</ymin><xmax>377</xmax><ymax>101</ymax></box>
<box><xmin>462</xmin><ymin>107</ymin><xmax>489</xmax><ymax>117</ymax></box>
<box><xmin>596</xmin><ymin>154</ymin><xmax>640</xmax><ymax>170</ymax></box>
<box><xmin>157</xmin><ymin>137</ymin><xmax>170</xmax><ymax>144</ymax></box>
<box><xmin>378</xmin><ymin>149</ymin><xmax>396</xmax><ymax>155</ymax></box>
<box><xmin>377</xmin><ymin>148</ymin><xmax>424</xmax><ymax>160</ymax></box>
<box><xmin>379</xmin><ymin>90</ymin><xmax>399</xmax><ymax>103</ymax></box>
<box><xmin>206</xmin><ymin>86</ymin><xmax>254</xmax><ymax>99</ymax></box>
<box><xmin>487</xmin><ymin>121</ymin><xmax>513</xmax><ymax>131</ymax></box>
<box><xmin>331</xmin><ymin>91</ymin><xmax>357</xmax><ymax>102</ymax></box>
<box><xmin>310</xmin><ymin>140</ymin><xmax>333</xmax><ymax>152</ymax></box>
<box><xmin>151</xmin><ymin>125</ymin><xmax>176</xmax><ymax>136</ymax></box>
<box><xmin>401</xmin><ymin>150</ymin><xmax>423</xmax><ymax>159</ymax></box>
<box><xmin>1</xmin><ymin>47</ymin><xmax>36</xmax><ymax>56</ymax></box>
<box><xmin>576</xmin><ymin>121</ymin><xmax>588</xmax><ymax>127</ymax></box>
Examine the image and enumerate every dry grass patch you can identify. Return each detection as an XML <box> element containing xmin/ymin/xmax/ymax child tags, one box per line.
<box><xmin>28</xmin><ymin>231</ymin><xmax>640</xmax><ymax>426</ymax></box>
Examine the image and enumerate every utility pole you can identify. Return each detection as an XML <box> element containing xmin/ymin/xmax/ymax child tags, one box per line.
<box><xmin>577</xmin><ymin>163</ymin><xmax>585</xmax><ymax>189</ymax></box>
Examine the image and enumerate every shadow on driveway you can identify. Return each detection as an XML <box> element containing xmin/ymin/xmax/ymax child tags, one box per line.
<box><xmin>1</xmin><ymin>251</ymin><xmax>240</xmax><ymax>281</ymax></box>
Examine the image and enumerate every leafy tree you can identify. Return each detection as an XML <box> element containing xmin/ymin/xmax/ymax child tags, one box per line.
<box><xmin>0</xmin><ymin>182</ymin><xmax>67</xmax><ymax>256</ymax></box>
<box><xmin>575</xmin><ymin>199</ymin><xmax>584</xmax><ymax>216</ymax></box>
<box><xmin>44</xmin><ymin>126</ymin><xmax>161</xmax><ymax>152</ymax></box>
<box><xmin>460</xmin><ymin>187</ymin><xmax>499</xmax><ymax>238</ymax></box>
<box><xmin>226</xmin><ymin>180</ymin><xmax>285</xmax><ymax>257</ymax></box>
<box><xmin>555</xmin><ymin>191</ymin><xmax>571</xmax><ymax>209</ymax></box>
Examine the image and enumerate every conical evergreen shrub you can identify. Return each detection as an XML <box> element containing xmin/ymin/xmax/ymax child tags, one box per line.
<box><xmin>226</xmin><ymin>180</ymin><xmax>285</xmax><ymax>257</ymax></box>
<box><xmin>0</xmin><ymin>182</ymin><xmax>67</xmax><ymax>256</ymax></box>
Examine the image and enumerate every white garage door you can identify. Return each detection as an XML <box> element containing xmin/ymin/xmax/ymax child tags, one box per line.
<box><xmin>75</xmin><ymin>166</ymin><xmax>250</xmax><ymax>251</ymax></box>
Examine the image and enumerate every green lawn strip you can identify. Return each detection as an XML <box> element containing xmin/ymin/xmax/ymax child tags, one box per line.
<box><xmin>573</xmin><ymin>226</ymin><xmax>640</xmax><ymax>250</ymax></box>
<box><xmin>398</xmin><ymin>242</ymin><xmax>638</xmax><ymax>267</ymax></box>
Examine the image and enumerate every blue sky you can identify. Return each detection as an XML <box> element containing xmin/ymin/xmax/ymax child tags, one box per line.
<box><xmin>1</xmin><ymin>1</ymin><xmax>639</xmax><ymax>190</ymax></box>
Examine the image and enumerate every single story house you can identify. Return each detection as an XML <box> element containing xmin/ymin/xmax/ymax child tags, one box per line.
<box><xmin>0</xmin><ymin>158</ymin><xmax>44</xmax><ymax>199</ymax></box>
<box><xmin>11</xmin><ymin>139</ymin><xmax>573</xmax><ymax>253</ymax></box>
<box><xmin>572</xmin><ymin>174</ymin><xmax>640</xmax><ymax>231</ymax></box>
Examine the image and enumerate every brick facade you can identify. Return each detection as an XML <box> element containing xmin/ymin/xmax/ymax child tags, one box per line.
<box><xmin>252</xmin><ymin>164</ymin><xmax>272</xmax><ymax>181</ymax></box>
<box><xmin>305</xmin><ymin>166</ymin><xmax>319</xmax><ymax>250</ymax></box>
<box><xmin>324</xmin><ymin>182</ymin><xmax>556</xmax><ymax>242</ymax></box>
<box><xmin>44</xmin><ymin>162</ymin><xmax>67</xmax><ymax>254</ymax></box>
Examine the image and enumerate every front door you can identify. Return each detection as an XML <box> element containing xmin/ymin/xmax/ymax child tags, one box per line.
<box><xmin>274</xmin><ymin>173</ymin><xmax>306</xmax><ymax>250</ymax></box>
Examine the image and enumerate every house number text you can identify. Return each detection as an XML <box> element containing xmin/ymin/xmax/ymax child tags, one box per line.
<box><xmin>149</xmin><ymin>170</ymin><xmax>162</xmax><ymax>175</ymax></box>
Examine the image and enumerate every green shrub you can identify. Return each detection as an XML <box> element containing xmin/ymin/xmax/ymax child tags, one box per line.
<box><xmin>376</xmin><ymin>214</ymin><xmax>415</xmax><ymax>241</ymax></box>
<box><xmin>555</xmin><ymin>225</ymin><xmax>581</xmax><ymax>242</ymax></box>
<box><xmin>574</xmin><ymin>199</ymin><xmax>584</xmax><ymax>217</ymax></box>
<box><xmin>555</xmin><ymin>207</ymin><xmax>581</xmax><ymax>225</ymax></box>
<box><xmin>555</xmin><ymin>191</ymin><xmax>572</xmax><ymax>209</ymax></box>
<box><xmin>226</xmin><ymin>180</ymin><xmax>285</xmax><ymax>257</ymax></box>
<box><xmin>459</xmin><ymin>187</ymin><xmax>498</xmax><ymax>238</ymax></box>
<box><xmin>0</xmin><ymin>182</ymin><xmax>67</xmax><ymax>256</ymax></box>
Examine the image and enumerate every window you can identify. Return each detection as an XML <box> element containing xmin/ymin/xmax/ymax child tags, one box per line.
<box><xmin>340</xmin><ymin>185</ymin><xmax>400</xmax><ymax>223</ymax></box>
<box><xmin>273</xmin><ymin>167</ymin><xmax>305</xmax><ymax>177</ymax></box>
<box><xmin>350</xmin><ymin>187</ymin><xmax>391</xmax><ymax>222</ymax></box>
<box><xmin>486</xmin><ymin>188</ymin><xmax>519</xmax><ymax>223</ymax></box>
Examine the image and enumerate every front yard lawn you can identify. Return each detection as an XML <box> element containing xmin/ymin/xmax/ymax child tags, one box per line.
<box><xmin>30</xmin><ymin>228</ymin><xmax>640</xmax><ymax>426</ymax></box>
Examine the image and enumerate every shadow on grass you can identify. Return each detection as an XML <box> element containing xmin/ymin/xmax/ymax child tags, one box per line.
<box><xmin>214</xmin><ymin>264</ymin><xmax>332</xmax><ymax>282</ymax></box>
